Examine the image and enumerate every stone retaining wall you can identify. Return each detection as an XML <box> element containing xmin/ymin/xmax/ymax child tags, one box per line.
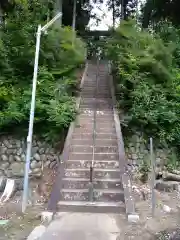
<box><xmin>0</xmin><ymin>135</ymin><xmax>61</xmax><ymax>178</ymax></box>
<box><xmin>125</xmin><ymin>133</ymin><xmax>171</xmax><ymax>169</ymax></box>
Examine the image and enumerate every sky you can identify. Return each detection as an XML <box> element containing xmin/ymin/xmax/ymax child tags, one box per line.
<box><xmin>88</xmin><ymin>0</ymin><xmax>113</xmax><ymax>30</ymax></box>
<box><xmin>88</xmin><ymin>0</ymin><xmax>146</xmax><ymax>30</ymax></box>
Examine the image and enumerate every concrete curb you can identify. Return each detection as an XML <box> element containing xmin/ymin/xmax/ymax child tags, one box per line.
<box><xmin>26</xmin><ymin>63</ymin><xmax>89</xmax><ymax>239</ymax></box>
<box><xmin>108</xmin><ymin>62</ymin><xmax>139</xmax><ymax>222</ymax></box>
<box><xmin>27</xmin><ymin>225</ymin><xmax>46</xmax><ymax>240</ymax></box>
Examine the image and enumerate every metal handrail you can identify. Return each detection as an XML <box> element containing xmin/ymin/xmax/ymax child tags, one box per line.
<box><xmin>88</xmin><ymin>59</ymin><xmax>99</xmax><ymax>201</ymax></box>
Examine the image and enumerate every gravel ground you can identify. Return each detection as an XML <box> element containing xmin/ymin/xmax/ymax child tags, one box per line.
<box><xmin>0</xmin><ymin>165</ymin><xmax>57</xmax><ymax>240</ymax></box>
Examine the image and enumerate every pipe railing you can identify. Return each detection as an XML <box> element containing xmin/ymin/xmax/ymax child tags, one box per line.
<box><xmin>88</xmin><ymin>59</ymin><xmax>99</xmax><ymax>201</ymax></box>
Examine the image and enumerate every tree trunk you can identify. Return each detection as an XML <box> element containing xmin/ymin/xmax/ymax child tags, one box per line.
<box><xmin>72</xmin><ymin>0</ymin><xmax>76</xmax><ymax>31</ymax></box>
<box><xmin>54</xmin><ymin>0</ymin><xmax>63</xmax><ymax>26</ymax></box>
<box><xmin>142</xmin><ymin>0</ymin><xmax>153</xmax><ymax>29</ymax></box>
<box><xmin>112</xmin><ymin>0</ymin><xmax>115</xmax><ymax>28</ymax></box>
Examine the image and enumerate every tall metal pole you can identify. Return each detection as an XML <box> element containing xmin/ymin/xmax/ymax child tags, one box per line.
<box><xmin>22</xmin><ymin>12</ymin><xmax>62</xmax><ymax>213</ymax></box>
<box><xmin>22</xmin><ymin>25</ymin><xmax>42</xmax><ymax>213</ymax></box>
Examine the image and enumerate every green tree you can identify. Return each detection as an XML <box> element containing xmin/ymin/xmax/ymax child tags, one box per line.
<box><xmin>142</xmin><ymin>0</ymin><xmax>180</xmax><ymax>29</ymax></box>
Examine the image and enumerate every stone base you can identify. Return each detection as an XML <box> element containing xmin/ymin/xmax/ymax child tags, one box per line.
<box><xmin>41</xmin><ymin>211</ymin><xmax>54</xmax><ymax>224</ymax></box>
<box><xmin>128</xmin><ymin>214</ymin><xmax>139</xmax><ymax>223</ymax></box>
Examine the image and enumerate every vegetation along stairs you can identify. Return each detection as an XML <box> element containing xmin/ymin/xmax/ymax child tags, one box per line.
<box><xmin>47</xmin><ymin>60</ymin><xmax>137</xmax><ymax>218</ymax></box>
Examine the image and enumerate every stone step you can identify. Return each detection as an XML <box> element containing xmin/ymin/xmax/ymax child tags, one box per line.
<box><xmin>77</xmin><ymin>120</ymin><xmax>115</xmax><ymax>128</ymax></box>
<box><xmin>57</xmin><ymin>201</ymin><xmax>125</xmax><ymax>213</ymax></box>
<box><xmin>80</xmin><ymin>98</ymin><xmax>112</xmax><ymax>104</ymax></box>
<box><xmin>79</xmin><ymin>110</ymin><xmax>114</xmax><ymax>116</ymax></box>
<box><xmin>79</xmin><ymin>115</ymin><xmax>114</xmax><ymax>120</ymax></box>
<box><xmin>71</xmin><ymin>138</ymin><xmax>118</xmax><ymax>146</ymax></box>
<box><xmin>68</xmin><ymin>153</ymin><xmax>119</xmax><ymax>161</ymax></box>
<box><xmin>81</xmin><ymin>97</ymin><xmax>112</xmax><ymax>101</ymax></box>
<box><xmin>80</xmin><ymin>106</ymin><xmax>113</xmax><ymax>110</ymax></box>
<box><xmin>61</xmin><ymin>188</ymin><xmax>124</xmax><ymax>202</ymax></box>
<box><xmin>79</xmin><ymin>122</ymin><xmax>116</xmax><ymax>128</ymax></box>
<box><xmin>72</xmin><ymin>133</ymin><xmax>93</xmax><ymax>140</ymax></box>
<box><xmin>69</xmin><ymin>145</ymin><xmax>118</xmax><ymax>154</ymax></box>
<box><xmin>62</xmin><ymin>178</ymin><xmax>122</xmax><ymax>189</ymax></box>
<box><xmin>96</xmin><ymin>116</ymin><xmax>115</xmax><ymax>121</ymax></box>
<box><xmin>82</xmin><ymin>84</ymin><xmax>109</xmax><ymax>87</ymax></box>
<box><xmin>65</xmin><ymin>160</ymin><xmax>119</xmax><ymax>169</ymax></box>
<box><xmin>73</xmin><ymin>127</ymin><xmax>116</xmax><ymax>135</ymax></box>
<box><xmin>81</xmin><ymin>90</ymin><xmax>110</xmax><ymax>93</ymax></box>
<box><xmin>72</xmin><ymin>130</ymin><xmax>117</xmax><ymax>139</ymax></box>
<box><xmin>81</xmin><ymin>94</ymin><xmax>111</xmax><ymax>98</ymax></box>
<box><xmin>80</xmin><ymin>108</ymin><xmax>113</xmax><ymax>113</ymax></box>
<box><xmin>64</xmin><ymin>168</ymin><xmax>120</xmax><ymax>179</ymax></box>
<box><xmin>78</xmin><ymin>118</ymin><xmax>114</xmax><ymax>123</ymax></box>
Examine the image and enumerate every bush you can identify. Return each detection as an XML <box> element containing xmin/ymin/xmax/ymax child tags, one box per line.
<box><xmin>106</xmin><ymin>20</ymin><xmax>180</xmax><ymax>149</ymax></box>
<box><xmin>0</xmin><ymin>0</ymin><xmax>86</xmax><ymax>142</ymax></box>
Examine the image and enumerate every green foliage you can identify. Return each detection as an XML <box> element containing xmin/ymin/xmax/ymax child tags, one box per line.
<box><xmin>0</xmin><ymin>0</ymin><xmax>86</xmax><ymax>141</ymax></box>
<box><xmin>106</xmin><ymin>19</ymin><xmax>180</xmax><ymax>150</ymax></box>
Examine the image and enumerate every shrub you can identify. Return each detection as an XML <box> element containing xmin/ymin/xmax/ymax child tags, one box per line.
<box><xmin>106</xmin><ymin>19</ymin><xmax>180</xmax><ymax>150</ymax></box>
<box><xmin>0</xmin><ymin>0</ymin><xmax>86</xmax><ymax>142</ymax></box>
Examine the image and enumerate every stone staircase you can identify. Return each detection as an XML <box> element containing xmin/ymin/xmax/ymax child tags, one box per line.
<box><xmin>55</xmin><ymin>62</ymin><xmax>126</xmax><ymax>213</ymax></box>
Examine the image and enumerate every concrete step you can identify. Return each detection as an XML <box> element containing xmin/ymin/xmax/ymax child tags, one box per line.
<box><xmin>65</xmin><ymin>160</ymin><xmax>119</xmax><ymax>169</ymax></box>
<box><xmin>69</xmin><ymin>145</ymin><xmax>118</xmax><ymax>154</ymax></box>
<box><xmin>81</xmin><ymin>90</ymin><xmax>110</xmax><ymax>94</ymax></box>
<box><xmin>72</xmin><ymin>133</ymin><xmax>117</xmax><ymax>140</ymax></box>
<box><xmin>73</xmin><ymin>127</ymin><xmax>116</xmax><ymax>135</ymax></box>
<box><xmin>76</xmin><ymin>121</ymin><xmax>115</xmax><ymax>128</ymax></box>
<box><xmin>81</xmin><ymin>94</ymin><xmax>111</xmax><ymax>98</ymax></box>
<box><xmin>57</xmin><ymin>201</ymin><xmax>125</xmax><ymax>213</ymax></box>
<box><xmin>79</xmin><ymin>115</ymin><xmax>114</xmax><ymax>120</ymax></box>
<box><xmin>75</xmin><ymin>121</ymin><xmax>116</xmax><ymax>129</ymax></box>
<box><xmin>72</xmin><ymin>133</ymin><xmax>93</xmax><ymax>140</ymax></box>
<box><xmin>62</xmin><ymin>178</ymin><xmax>122</xmax><ymax>189</ymax></box>
<box><xmin>64</xmin><ymin>168</ymin><xmax>120</xmax><ymax>179</ymax></box>
<box><xmin>80</xmin><ymin>98</ymin><xmax>112</xmax><ymax>104</ymax></box>
<box><xmin>94</xmin><ymin>146</ymin><xmax>118</xmax><ymax>154</ymax></box>
<box><xmin>79</xmin><ymin>110</ymin><xmax>114</xmax><ymax>116</ymax></box>
<box><xmin>77</xmin><ymin>117</ymin><xmax>115</xmax><ymax>124</ymax></box>
<box><xmin>71</xmin><ymin>138</ymin><xmax>118</xmax><ymax>147</ymax></box>
<box><xmin>68</xmin><ymin>153</ymin><xmax>119</xmax><ymax>161</ymax></box>
<box><xmin>61</xmin><ymin>188</ymin><xmax>124</xmax><ymax>202</ymax></box>
<box><xmin>80</xmin><ymin>106</ymin><xmax>113</xmax><ymax>111</ymax></box>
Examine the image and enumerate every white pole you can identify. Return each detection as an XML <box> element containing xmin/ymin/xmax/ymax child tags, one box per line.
<box><xmin>150</xmin><ymin>137</ymin><xmax>156</xmax><ymax>217</ymax></box>
<box><xmin>22</xmin><ymin>12</ymin><xmax>62</xmax><ymax>213</ymax></box>
<box><xmin>41</xmin><ymin>12</ymin><xmax>62</xmax><ymax>32</ymax></box>
<box><xmin>22</xmin><ymin>24</ymin><xmax>42</xmax><ymax>213</ymax></box>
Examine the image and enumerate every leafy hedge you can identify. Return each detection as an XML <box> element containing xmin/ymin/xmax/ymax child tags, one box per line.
<box><xmin>106</xmin><ymin>20</ymin><xmax>180</xmax><ymax>149</ymax></box>
<box><xmin>0</xmin><ymin>0</ymin><xmax>86</xmax><ymax>141</ymax></box>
